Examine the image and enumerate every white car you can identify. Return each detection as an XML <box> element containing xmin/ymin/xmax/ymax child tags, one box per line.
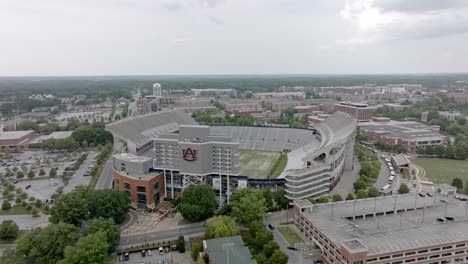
<box><xmin>147</xmin><ymin>249</ymin><xmax>152</xmax><ymax>256</ymax></box>
<box><xmin>159</xmin><ymin>247</ymin><xmax>164</xmax><ymax>255</ymax></box>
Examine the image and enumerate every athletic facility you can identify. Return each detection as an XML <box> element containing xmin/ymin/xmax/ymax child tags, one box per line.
<box><xmin>106</xmin><ymin>110</ymin><xmax>356</xmax><ymax>207</ymax></box>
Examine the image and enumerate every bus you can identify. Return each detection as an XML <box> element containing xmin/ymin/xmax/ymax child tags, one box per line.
<box><xmin>385</xmin><ymin>158</ymin><xmax>390</xmax><ymax>163</ymax></box>
<box><xmin>381</xmin><ymin>184</ymin><xmax>392</xmax><ymax>191</ymax></box>
<box><xmin>390</xmin><ymin>171</ymin><xmax>395</xmax><ymax>176</ymax></box>
<box><xmin>380</xmin><ymin>154</ymin><xmax>386</xmax><ymax>159</ymax></box>
<box><xmin>389</xmin><ymin>176</ymin><xmax>395</xmax><ymax>183</ymax></box>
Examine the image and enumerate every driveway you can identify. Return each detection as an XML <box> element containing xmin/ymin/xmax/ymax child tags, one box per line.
<box><xmin>63</xmin><ymin>151</ymin><xmax>97</xmax><ymax>193</ymax></box>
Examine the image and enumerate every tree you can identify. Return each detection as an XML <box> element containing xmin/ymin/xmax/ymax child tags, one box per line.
<box><xmin>452</xmin><ymin>178</ymin><xmax>463</xmax><ymax>190</ymax></box>
<box><xmin>16</xmin><ymin>171</ymin><xmax>24</xmax><ymax>179</ymax></box>
<box><xmin>177</xmin><ymin>235</ymin><xmax>185</xmax><ymax>253</ymax></box>
<box><xmin>263</xmin><ymin>240</ymin><xmax>279</xmax><ymax>258</ymax></box>
<box><xmin>315</xmin><ymin>196</ymin><xmax>329</xmax><ymax>203</ymax></box>
<box><xmin>274</xmin><ymin>187</ymin><xmax>289</xmax><ymax>209</ymax></box>
<box><xmin>39</xmin><ymin>168</ymin><xmax>46</xmax><ymax>176</ymax></box>
<box><xmin>255</xmin><ymin>228</ymin><xmax>274</xmax><ymax>251</ymax></box>
<box><xmin>332</xmin><ymin>194</ymin><xmax>343</xmax><ymax>202</ymax></box>
<box><xmin>0</xmin><ymin>248</ymin><xmax>24</xmax><ymax>264</ymax></box>
<box><xmin>58</xmin><ymin>230</ymin><xmax>109</xmax><ymax>264</ymax></box>
<box><xmin>248</xmin><ymin>220</ymin><xmax>264</xmax><ymax>238</ymax></box>
<box><xmin>0</xmin><ymin>220</ymin><xmax>19</xmax><ymax>240</ymax></box>
<box><xmin>1</xmin><ymin>200</ymin><xmax>11</xmax><ymax>210</ymax></box>
<box><xmin>204</xmin><ymin>216</ymin><xmax>240</xmax><ymax>239</ymax></box>
<box><xmin>49</xmin><ymin>168</ymin><xmax>57</xmax><ymax>178</ymax></box>
<box><xmin>178</xmin><ymin>185</ymin><xmax>216</xmax><ymax>222</ymax></box>
<box><xmin>346</xmin><ymin>193</ymin><xmax>354</xmax><ymax>200</ymax></box>
<box><xmin>28</xmin><ymin>170</ymin><xmax>35</xmax><ymax>179</ymax></box>
<box><xmin>356</xmin><ymin>189</ymin><xmax>368</xmax><ymax>199</ymax></box>
<box><xmin>49</xmin><ymin>190</ymin><xmax>89</xmax><ymax>226</ymax></box>
<box><xmin>353</xmin><ymin>180</ymin><xmax>366</xmax><ymax>191</ymax></box>
<box><xmin>84</xmin><ymin>217</ymin><xmax>120</xmax><ymax>253</ymax></box>
<box><xmin>269</xmin><ymin>249</ymin><xmax>288</xmax><ymax>264</ymax></box>
<box><xmin>262</xmin><ymin>188</ymin><xmax>273</xmax><ymax>211</ymax></box>
<box><xmin>17</xmin><ymin>223</ymin><xmax>80</xmax><ymax>264</ymax></box>
<box><xmin>86</xmin><ymin>189</ymin><xmax>130</xmax><ymax>224</ymax></box>
<box><xmin>398</xmin><ymin>183</ymin><xmax>410</xmax><ymax>194</ymax></box>
<box><xmin>367</xmin><ymin>187</ymin><xmax>379</xmax><ymax>197</ymax></box>
<box><xmin>230</xmin><ymin>189</ymin><xmax>267</xmax><ymax>224</ymax></box>
<box><xmin>191</xmin><ymin>243</ymin><xmax>202</xmax><ymax>261</ymax></box>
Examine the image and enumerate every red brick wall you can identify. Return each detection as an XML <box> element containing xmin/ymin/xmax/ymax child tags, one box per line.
<box><xmin>113</xmin><ymin>170</ymin><xmax>165</xmax><ymax>206</ymax></box>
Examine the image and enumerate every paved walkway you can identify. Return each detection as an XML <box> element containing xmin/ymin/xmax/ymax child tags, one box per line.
<box><xmin>331</xmin><ymin>158</ymin><xmax>361</xmax><ymax>196</ymax></box>
<box><xmin>0</xmin><ymin>214</ymin><xmax>48</xmax><ymax>230</ymax></box>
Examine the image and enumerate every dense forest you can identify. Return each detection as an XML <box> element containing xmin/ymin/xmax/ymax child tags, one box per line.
<box><xmin>1</xmin><ymin>73</ymin><xmax>467</xmax><ymax>96</ymax></box>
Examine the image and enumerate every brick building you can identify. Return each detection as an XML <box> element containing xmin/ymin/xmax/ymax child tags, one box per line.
<box><xmin>359</xmin><ymin>120</ymin><xmax>445</xmax><ymax>152</ymax></box>
<box><xmin>112</xmin><ymin>153</ymin><xmax>165</xmax><ymax>209</ymax></box>
<box><xmin>0</xmin><ymin>130</ymin><xmax>35</xmax><ymax>152</ymax></box>
<box><xmin>334</xmin><ymin>102</ymin><xmax>375</xmax><ymax>121</ymax></box>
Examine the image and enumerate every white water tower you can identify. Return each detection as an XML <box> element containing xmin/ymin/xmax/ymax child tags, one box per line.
<box><xmin>153</xmin><ymin>83</ymin><xmax>162</xmax><ymax>97</ymax></box>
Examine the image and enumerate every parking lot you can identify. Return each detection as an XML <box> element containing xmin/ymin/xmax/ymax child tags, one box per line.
<box><xmin>117</xmin><ymin>250</ymin><xmax>171</xmax><ymax>264</ymax></box>
<box><xmin>1</xmin><ymin>150</ymin><xmax>96</xmax><ymax>203</ymax></box>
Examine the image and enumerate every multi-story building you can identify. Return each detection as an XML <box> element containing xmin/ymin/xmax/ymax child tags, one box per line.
<box><xmin>255</xmin><ymin>92</ymin><xmax>305</xmax><ymax>101</ymax></box>
<box><xmin>359</xmin><ymin>120</ymin><xmax>446</xmax><ymax>152</ymax></box>
<box><xmin>0</xmin><ymin>129</ymin><xmax>35</xmax><ymax>152</ymax></box>
<box><xmin>112</xmin><ymin>153</ymin><xmax>165</xmax><ymax>209</ymax></box>
<box><xmin>285</xmin><ymin>112</ymin><xmax>356</xmax><ymax>200</ymax></box>
<box><xmin>218</xmin><ymin>99</ymin><xmax>259</xmax><ymax>113</ymax></box>
<box><xmin>270</xmin><ymin>100</ymin><xmax>303</xmax><ymax>111</ymax></box>
<box><xmin>191</xmin><ymin>88</ymin><xmax>237</xmax><ymax>98</ymax></box>
<box><xmin>294</xmin><ymin>194</ymin><xmax>468</xmax><ymax>264</ymax></box>
<box><xmin>334</xmin><ymin>102</ymin><xmax>375</xmax><ymax>122</ymax></box>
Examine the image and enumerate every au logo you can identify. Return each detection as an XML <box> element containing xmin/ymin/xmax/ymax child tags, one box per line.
<box><xmin>182</xmin><ymin>148</ymin><xmax>198</xmax><ymax>161</ymax></box>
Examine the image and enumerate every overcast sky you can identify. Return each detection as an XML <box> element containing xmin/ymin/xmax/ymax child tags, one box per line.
<box><xmin>1</xmin><ymin>0</ymin><xmax>468</xmax><ymax>76</ymax></box>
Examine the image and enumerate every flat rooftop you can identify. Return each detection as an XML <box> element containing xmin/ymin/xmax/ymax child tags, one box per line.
<box><xmin>0</xmin><ymin>130</ymin><xmax>34</xmax><ymax>140</ymax></box>
<box><xmin>298</xmin><ymin>194</ymin><xmax>468</xmax><ymax>255</ymax></box>
<box><xmin>114</xmin><ymin>153</ymin><xmax>152</xmax><ymax>163</ymax></box>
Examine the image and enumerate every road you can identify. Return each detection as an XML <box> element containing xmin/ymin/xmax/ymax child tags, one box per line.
<box><xmin>118</xmin><ymin>222</ymin><xmax>206</xmax><ymax>251</ymax></box>
<box><xmin>95</xmin><ymin>158</ymin><xmax>114</xmax><ymax>190</ymax></box>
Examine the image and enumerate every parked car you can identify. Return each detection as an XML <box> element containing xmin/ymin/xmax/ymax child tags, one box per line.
<box><xmin>147</xmin><ymin>249</ymin><xmax>152</xmax><ymax>256</ymax></box>
<box><xmin>437</xmin><ymin>217</ymin><xmax>445</xmax><ymax>222</ymax></box>
<box><xmin>418</xmin><ymin>193</ymin><xmax>426</xmax><ymax>198</ymax></box>
<box><xmin>268</xmin><ymin>224</ymin><xmax>275</xmax><ymax>230</ymax></box>
<box><xmin>124</xmin><ymin>252</ymin><xmax>129</xmax><ymax>261</ymax></box>
<box><xmin>159</xmin><ymin>247</ymin><xmax>164</xmax><ymax>255</ymax></box>
<box><xmin>446</xmin><ymin>216</ymin><xmax>455</xmax><ymax>221</ymax></box>
<box><xmin>141</xmin><ymin>250</ymin><xmax>146</xmax><ymax>257</ymax></box>
<box><xmin>25</xmin><ymin>185</ymin><xmax>32</xmax><ymax>189</ymax></box>
<box><xmin>287</xmin><ymin>246</ymin><xmax>298</xmax><ymax>251</ymax></box>
<box><xmin>426</xmin><ymin>193</ymin><xmax>433</xmax><ymax>197</ymax></box>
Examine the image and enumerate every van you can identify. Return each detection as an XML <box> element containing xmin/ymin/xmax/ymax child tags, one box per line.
<box><xmin>381</xmin><ymin>184</ymin><xmax>391</xmax><ymax>191</ymax></box>
<box><xmin>159</xmin><ymin>247</ymin><xmax>164</xmax><ymax>255</ymax></box>
<box><xmin>388</xmin><ymin>176</ymin><xmax>395</xmax><ymax>183</ymax></box>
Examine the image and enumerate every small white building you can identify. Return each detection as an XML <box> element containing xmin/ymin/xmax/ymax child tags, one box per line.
<box><xmin>437</xmin><ymin>184</ymin><xmax>457</xmax><ymax>196</ymax></box>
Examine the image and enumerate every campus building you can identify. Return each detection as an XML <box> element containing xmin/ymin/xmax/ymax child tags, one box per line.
<box><xmin>0</xmin><ymin>129</ymin><xmax>35</xmax><ymax>152</ymax></box>
<box><xmin>294</xmin><ymin>195</ymin><xmax>468</xmax><ymax>264</ymax></box>
<box><xmin>106</xmin><ymin>110</ymin><xmax>357</xmax><ymax>207</ymax></box>
<box><xmin>334</xmin><ymin>102</ymin><xmax>375</xmax><ymax>122</ymax></box>
<box><xmin>359</xmin><ymin>120</ymin><xmax>446</xmax><ymax>152</ymax></box>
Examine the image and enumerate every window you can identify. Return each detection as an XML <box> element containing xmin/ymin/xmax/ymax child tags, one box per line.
<box><xmin>418</xmin><ymin>249</ymin><xmax>428</xmax><ymax>254</ymax></box>
<box><xmin>124</xmin><ymin>182</ymin><xmax>131</xmax><ymax>197</ymax></box>
<box><xmin>442</xmin><ymin>246</ymin><xmax>452</xmax><ymax>250</ymax></box>
<box><xmin>442</xmin><ymin>253</ymin><xmax>451</xmax><ymax>257</ymax></box>
<box><xmin>137</xmin><ymin>186</ymin><xmax>146</xmax><ymax>207</ymax></box>
<box><xmin>379</xmin><ymin>256</ymin><xmax>390</xmax><ymax>260</ymax></box>
<box><xmin>367</xmin><ymin>258</ymin><xmax>377</xmax><ymax>262</ymax></box>
<box><xmin>456</xmin><ymin>243</ymin><xmax>465</xmax><ymax>248</ymax></box>
<box><xmin>392</xmin><ymin>254</ymin><xmax>403</xmax><ymax>258</ymax></box>
<box><xmin>455</xmin><ymin>251</ymin><xmax>465</xmax><ymax>255</ymax></box>
<box><xmin>120</xmin><ymin>162</ymin><xmax>126</xmax><ymax>172</ymax></box>
<box><xmin>429</xmin><ymin>254</ymin><xmax>440</xmax><ymax>259</ymax></box>
<box><xmin>430</xmin><ymin>247</ymin><xmax>440</xmax><ymax>252</ymax></box>
<box><xmin>405</xmin><ymin>252</ymin><xmax>415</xmax><ymax>256</ymax></box>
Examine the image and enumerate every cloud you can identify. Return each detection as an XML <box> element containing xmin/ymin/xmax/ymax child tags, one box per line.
<box><xmin>339</xmin><ymin>0</ymin><xmax>468</xmax><ymax>45</ymax></box>
<box><xmin>163</xmin><ymin>2</ymin><xmax>182</xmax><ymax>12</ymax></box>
<box><xmin>206</xmin><ymin>15</ymin><xmax>224</xmax><ymax>25</ymax></box>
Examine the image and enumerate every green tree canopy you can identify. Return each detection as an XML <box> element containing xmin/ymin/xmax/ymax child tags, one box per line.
<box><xmin>398</xmin><ymin>183</ymin><xmax>410</xmax><ymax>194</ymax></box>
<box><xmin>315</xmin><ymin>196</ymin><xmax>329</xmax><ymax>203</ymax></box>
<box><xmin>84</xmin><ymin>217</ymin><xmax>120</xmax><ymax>253</ymax></box>
<box><xmin>178</xmin><ymin>185</ymin><xmax>217</xmax><ymax>222</ymax></box>
<box><xmin>346</xmin><ymin>193</ymin><xmax>355</xmax><ymax>200</ymax></box>
<box><xmin>86</xmin><ymin>189</ymin><xmax>130</xmax><ymax>224</ymax></box>
<box><xmin>0</xmin><ymin>220</ymin><xmax>19</xmax><ymax>240</ymax></box>
<box><xmin>367</xmin><ymin>187</ymin><xmax>379</xmax><ymax>197</ymax></box>
<box><xmin>49</xmin><ymin>189</ymin><xmax>89</xmax><ymax>226</ymax></box>
<box><xmin>58</xmin><ymin>230</ymin><xmax>109</xmax><ymax>264</ymax></box>
<box><xmin>230</xmin><ymin>189</ymin><xmax>267</xmax><ymax>224</ymax></box>
<box><xmin>356</xmin><ymin>189</ymin><xmax>368</xmax><ymax>199</ymax></box>
<box><xmin>204</xmin><ymin>216</ymin><xmax>240</xmax><ymax>239</ymax></box>
<box><xmin>17</xmin><ymin>223</ymin><xmax>80</xmax><ymax>264</ymax></box>
<box><xmin>269</xmin><ymin>249</ymin><xmax>288</xmax><ymax>264</ymax></box>
<box><xmin>452</xmin><ymin>178</ymin><xmax>463</xmax><ymax>190</ymax></box>
<box><xmin>332</xmin><ymin>194</ymin><xmax>343</xmax><ymax>202</ymax></box>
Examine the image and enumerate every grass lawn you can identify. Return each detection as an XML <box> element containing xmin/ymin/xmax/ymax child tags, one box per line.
<box><xmin>277</xmin><ymin>226</ymin><xmax>303</xmax><ymax>245</ymax></box>
<box><xmin>412</xmin><ymin>158</ymin><xmax>468</xmax><ymax>184</ymax></box>
<box><xmin>239</xmin><ymin>150</ymin><xmax>281</xmax><ymax>179</ymax></box>
<box><xmin>0</xmin><ymin>205</ymin><xmax>31</xmax><ymax>215</ymax></box>
<box><xmin>0</xmin><ymin>230</ymin><xmax>29</xmax><ymax>244</ymax></box>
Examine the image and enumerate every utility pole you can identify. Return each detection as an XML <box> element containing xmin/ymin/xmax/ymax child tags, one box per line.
<box><xmin>222</xmin><ymin>240</ymin><xmax>234</xmax><ymax>264</ymax></box>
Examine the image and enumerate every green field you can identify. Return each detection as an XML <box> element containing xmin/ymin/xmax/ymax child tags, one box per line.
<box><xmin>277</xmin><ymin>226</ymin><xmax>303</xmax><ymax>245</ymax></box>
<box><xmin>239</xmin><ymin>150</ymin><xmax>282</xmax><ymax>179</ymax></box>
<box><xmin>412</xmin><ymin>158</ymin><xmax>468</xmax><ymax>184</ymax></box>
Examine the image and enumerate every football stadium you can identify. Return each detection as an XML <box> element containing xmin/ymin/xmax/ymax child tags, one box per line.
<box><xmin>106</xmin><ymin>110</ymin><xmax>356</xmax><ymax>208</ymax></box>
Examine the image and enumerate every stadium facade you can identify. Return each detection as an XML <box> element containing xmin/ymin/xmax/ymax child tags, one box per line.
<box><xmin>106</xmin><ymin>110</ymin><xmax>356</xmax><ymax>208</ymax></box>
